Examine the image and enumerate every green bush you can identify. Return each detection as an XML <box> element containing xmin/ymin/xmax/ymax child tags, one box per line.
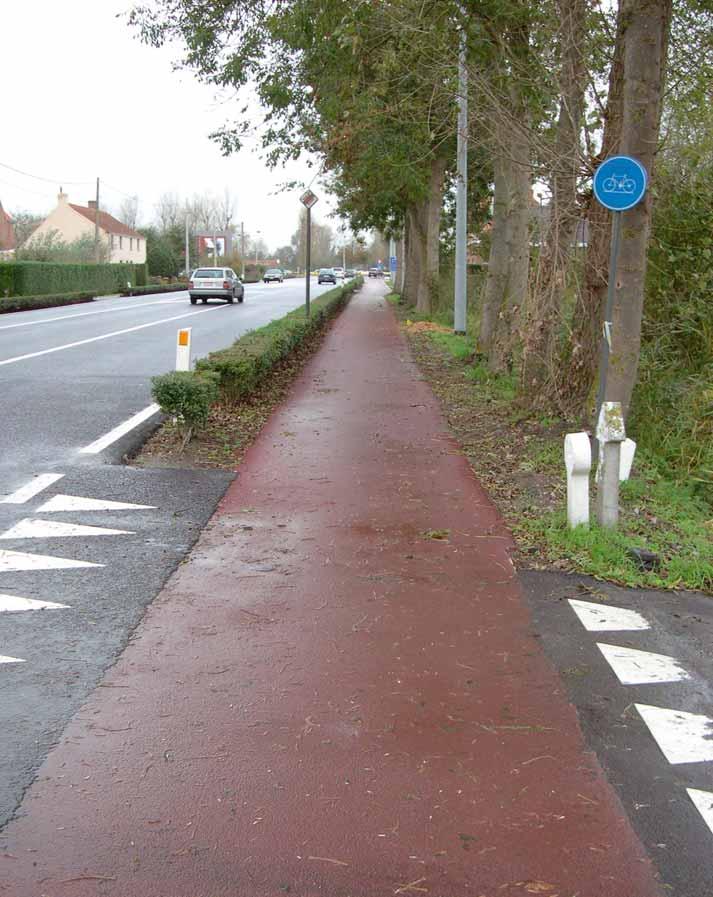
<box><xmin>196</xmin><ymin>277</ymin><xmax>362</xmax><ymax>402</ymax></box>
<box><xmin>0</xmin><ymin>291</ymin><xmax>95</xmax><ymax>314</ymax></box>
<box><xmin>151</xmin><ymin>370</ymin><xmax>220</xmax><ymax>447</ymax></box>
<box><xmin>0</xmin><ymin>261</ymin><xmax>148</xmax><ymax>297</ymax></box>
<box><xmin>121</xmin><ymin>282</ymin><xmax>188</xmax><ymax>297</ymax></box>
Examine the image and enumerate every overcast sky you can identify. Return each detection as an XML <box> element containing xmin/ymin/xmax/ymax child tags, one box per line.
<box><xmin>1</xmin><ymin>0</ymin><xmax>337</xmax><ymax>250</ymax></box>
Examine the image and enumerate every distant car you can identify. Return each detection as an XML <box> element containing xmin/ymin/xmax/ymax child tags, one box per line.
<box><xmin>345</xmin><ymin>269</ymin><xmax>356</xmax><ymax>278</ymax></box>
<box><xmin>332</xmin><ymin>266</ymin><xmax>345</xmax><ymax>279</ymax></box>
<box><xmin>368</xmin><ymin>267</ymin><xmax>382</xmax><ymax>278</ymax></box>
<box><xmin>189</xmin><ymin>267</ymin><xmax>244</xmax><ymax>304</ymax></box>
<box><xmin>263</xmin><ymin>268</ymin><xmax>284</xmax><ymax>283</ymax></box>
<box><xmin>318</xmin><ymin>268</ymin><xmax>337</xmax><ymax>284</ymax></box>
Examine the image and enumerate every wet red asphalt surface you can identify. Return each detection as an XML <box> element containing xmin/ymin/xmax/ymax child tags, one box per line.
<box><xmin>0</xmin><ymin>282</ymin><xmax>663</xmax><ymax>895</ymax></box>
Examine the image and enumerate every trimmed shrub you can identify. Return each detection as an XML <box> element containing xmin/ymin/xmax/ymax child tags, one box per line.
<box><xmin>151</xmin><ymin>370</ymin><xmax>220</xmax><ymax>447</ymax></box>
<box><xmin>0</xmin><ymin>261</ymin><xmax>148</xmax><ymax>297</ymax></box>
<box><xmin>196</xmin><ymin>277</ymin><xmax>362</xmax><ymax>402</ymax></box>
<box><xmin>121</xmin><ymin>282</ymin><xmax>188</xmax><ymax>297</ymax></box>
<box><xmin>0</xmin><ymin>291</ymin><xmax>95</xmax><ymax>314</ymax></box>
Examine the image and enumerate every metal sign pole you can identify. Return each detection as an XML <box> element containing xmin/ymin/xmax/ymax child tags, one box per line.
<box><xmin>305</xmin><ymin>207</ymin><xmax>311</xmax><ymax>318</ymax></box>
<box><xmin>594</xmin><ymin>209</ymin><xmax>623</xmax><ymax>429</ymax></box>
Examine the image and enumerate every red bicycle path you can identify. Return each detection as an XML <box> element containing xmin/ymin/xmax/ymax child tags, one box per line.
<box><xmin>0</xmin><ymin>280</ymin><xmax>663</xmax><ymax>896</ymax></box>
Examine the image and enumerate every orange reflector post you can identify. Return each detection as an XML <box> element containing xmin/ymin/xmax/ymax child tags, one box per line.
<box><xmin>178</xmin><ymin>329</ymin><xmax>190</xmax><ymax>347</ymax></box>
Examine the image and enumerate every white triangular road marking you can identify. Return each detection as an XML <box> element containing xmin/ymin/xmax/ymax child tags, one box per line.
<box><xmin>37</xmin><ymin>494</ymin><xmax>155</xmax><ymax>513</ymax></box>
<box><xmin>0</xmin><ymin>549</ymin><xmax>102</xmax><ymax>573</ymax></box>
<box><xmin>0</xmin><ymin>593</ymin><xmax>69</xmax><ymax>613</ymax></box>
<box><xmin>0</xmin><ymin>519</ymin><xmax>134</xmax><ymax>540</ymax></box>
<box><xmin>597</xmin><ymin>643</ymin><xmax>690</xmax><ymax>685</ymax></box>
<box><xmin>1</xmin><ymin>473</ymin><xmax>64</xmax><ymax>504</ymax></box>
<box><xmin>636</xmin><ymin>704</ymin><xmax>713</xmax><ymax>765</ymax></box>
<box><xmin>1</xmin><ymin>655</ymin><xmax>26</xmax><ymax>664</ymax></box>
<box><xmin>687</xmin><ymin>789</ymin><xmax>713</xmax><ymax>837</ymax></box>
<box><xmin>568</xmin><ymin>598</ymin><xmax>650</xmax><ymax>631</ymax></box>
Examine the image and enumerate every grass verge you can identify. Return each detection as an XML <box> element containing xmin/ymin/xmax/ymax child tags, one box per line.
<box><xmin>390</xmin><ymin>293</ymin><xmax>712</xmax><ymax>594</ymax></box>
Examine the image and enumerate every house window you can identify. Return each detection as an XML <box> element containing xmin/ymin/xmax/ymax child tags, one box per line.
<box><xmin>129</xmin><ymin>238</ymin><xmax>133</xmax><ymax>251</ymax></box>
<box><xmin>119</xmin><ymin>236</ymin><xmax>123</xmax><ymax>249</ymax></box>
<box><xmin>137</xmin><ymin>239</ymin><xmax>141</xmax><ymax>252</ymax></box>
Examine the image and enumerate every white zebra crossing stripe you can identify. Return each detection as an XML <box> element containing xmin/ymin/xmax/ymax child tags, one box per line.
<box><xmin>1</xmin><ymin>655</ymin><xmax>26</xmax><ymax>664</ymax></box>
<box><xmin>687</xmin><ymin>789</ymin><xmax>713</xmax><ymax>837</ymax></box>
<box><xmin>636</xmin><ymin>704</ymin><xmax>713</xmax><ymax>765</ymax></box>
<box><xmin>36</xmin><ymin>494</ymin><xmax>155</xmax><ymax>513</ymax></box>
<box><xmin>0</xmin><ymin>594</ymin><xmax>69</xmax><ymax>613</ymax></box>
<box><xmin>568</xmin><ymin>599</ymin><xmax>650</xmax><ymax>631</ymax></box>
<box><xmin>597</xmin><ymin>643</ymin><xmax>690</xmax><ymax>685</ymax></box>
<box><xmin>0</xmin><ymin>519</ymin><xmax>134</xmax><ymax>540</ymax></box>
<box><xmin>0</xmin><ymin>549</ymin><xmax>102</xmax><ymax>573</ymax></box>
<box><xmin>1</xmin><ymin>474</ymin><xmax>64</xmax><ymax>504</ymax></box>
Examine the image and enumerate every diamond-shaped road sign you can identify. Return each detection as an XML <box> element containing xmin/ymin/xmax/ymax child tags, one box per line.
<box><xmin>300</xmin><ymin>189</ymin><xmax>319</xmax><ymax>209</ymax></box>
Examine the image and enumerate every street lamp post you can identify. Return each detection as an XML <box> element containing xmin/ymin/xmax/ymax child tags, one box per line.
<box><xmin>300</xmin><ymin>189</ymin><xmax>319</xmax><ymax>317</ymax></box>
<box><xmin>254</xmin><ymin>230</ymin><xmax>261</xmax><ymax>265</ymax></box>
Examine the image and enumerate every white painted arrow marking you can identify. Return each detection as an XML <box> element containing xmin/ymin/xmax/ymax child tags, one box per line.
<box><xmin>1</xmin><ymin>474</ymin><xmax>64</xmax><ymax>504</ymax></box>
<box><xmin>597</xmin><ymin>643</ymin><xmax>690</xmax><ymax>685</ymax></box>
<box><xmin>687</xmin><ymin>789</ymin><xmax>713</xmax><ymax>837</ymax></box>
<box><xmin>37</xmin><ymin>495</ymin><xmax>155</xmax><ymax>513</ymax></box>
<box><xmin>0</xmin><ymin>519</ymin><xmax>134</xmax><ymax>540</ymax></box>
<box><xmin>568</xmin><ymin>598</ymin><xmax>650</xmax><ymax>632</ymax></box>
<box><xmin>1</xmin><ymin>655</ymin><xmax>26</xmax><ymax>664</ymax></box>
<box><xmin>0</xmin><ymin>549</ymin><xmax>102</xmax><ymax>573</ymax></box>
<box><xmin>0</xmin><ymin>594</ymin><xmax>69</xmax><ymax>613</ymax></box>
<box><xmin>636</xmin><ymin>704</ymin><xmax>713</xmax><ymax>765</ymax></box>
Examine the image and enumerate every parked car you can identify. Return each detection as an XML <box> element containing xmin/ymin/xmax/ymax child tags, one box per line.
<box><xmin>368</xmin><ymin>267</ymin><xmax>383</xmax><ymax>278</ymax></box>
<box><xmin>318</xmin><ymin>268</ymin><xmax>337</xmax><ymax>284</ymax></box>
<box><xmin>263</xmin><ymin>268</ymin><xmax>284</xmax><ymax>283</ymax></box>
<box><xmin>189</xmin><ymin>267</ymin><xmax>244</xmax><ymax>304</ymax></box>
<box><xmin>345</xmin><ymin>269</ymin><xmax>356</xmax><ymax>278</ymax></box>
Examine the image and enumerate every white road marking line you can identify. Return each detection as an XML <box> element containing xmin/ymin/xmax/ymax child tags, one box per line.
<box><xmin>597</xmin><ymin>643</ymin><xmax>690</xmax><ymax>685</ymax></box>
<box><xmin>37</xmin><ymin>494</ymin><xmax>155</xmax><ymax>513</ymax></box>
<box><xmin>636</xmin><ymin>704</ymin><xmax>713</xmax><ymax>765</ymax></box>
<box><xmin>0</xmin><ymin>519</ymin><xmax>134</xmax><ymax>540</ymax></box>
<box><xmin>568</xmin><ymin>598</ymin><xmax>650</xmax><ymax>631</ymax></box>
<box><xmin>1</xmin><ymin>655</ymin><xmax>26</xmax><ymax>665</ymax></box>
<box><xmin>0</xmin><ymin>594</ymin><xmax>68</xmax><ymax>613</ymax></box>
<box><xmin>0</xmin><ymin>305</ymin><xmax>226</xmax><ymax>368</ymax></box>
<box><xmin>0</xmin><ymin>297</ymin><xmax>186</xmax><ymax>332</ymax></box>
<box><xmin>79</xmin><ymin>403</ymin><xmax>160</xmax><ymax>454</ymax></box>
<box><xmin>0</xmin><ymin>549</ymin><xmax>103</xmax><ymax>573</ymax></box>
<box><xmin>1</xmin><ymin>473</ymin><xmax>64</xmax><ymax>505</ymax></box>
<box><xmin>687</xmin><ymin>789</ymin><xmax>713</xmax><ymax>837</ymax></box>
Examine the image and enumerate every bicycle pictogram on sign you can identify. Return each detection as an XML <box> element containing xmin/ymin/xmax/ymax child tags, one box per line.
<box><xmin>593</xmin><ymin>156</ymin><xmax>647</xmax><ymax>211</ymax></box>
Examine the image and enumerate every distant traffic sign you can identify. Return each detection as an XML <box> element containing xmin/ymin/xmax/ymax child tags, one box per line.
<box><xmin>300</xmin><ymin>189</ymin><xmax>319</xmax><ymax>209</ymax></box>
<box><xmin>593</xmin><ymin>156</ymin><xmax>647</xmax><ymax>211</ymax></box>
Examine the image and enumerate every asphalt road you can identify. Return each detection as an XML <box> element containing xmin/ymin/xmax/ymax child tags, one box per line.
<box><xmin>0</xmin><ymin>278</ymin><xmax>336</xmax><ymax>828</ymax></box>
<box><xmin>522</xmin><ymin>570</ymin><xmax>713</xmax><ymax>897</ymax></box>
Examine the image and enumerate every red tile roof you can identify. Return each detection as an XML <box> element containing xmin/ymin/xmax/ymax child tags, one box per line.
<box><xmin>0</xmin><ymin>201</ymin><xmax>16</xmax><ymax>251</ymax></box>
<box><xmin>69</xmin><ymin>204</ymin><xmax>141</xmax><ymax>239</ymax></box>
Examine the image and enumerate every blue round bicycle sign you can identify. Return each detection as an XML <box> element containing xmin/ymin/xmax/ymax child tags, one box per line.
<box><xmin>593</xmin><ymin>155</ymin><xmax>647</xmax><ymax>211</ymax></box>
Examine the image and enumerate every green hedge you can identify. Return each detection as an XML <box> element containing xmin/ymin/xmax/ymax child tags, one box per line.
<box><xmin>0</xmin><ymin>291</ymin><xmax>95</xmax><ymax>314</ymax></box>
<box><xmin>196</xmin><ymin>277</ymin><xmax>362</xmax><ymax>402</ymax></box>
<box><xmin>0</xmin><ymin>261</ymin><xmax>147</xmax><ymax>297</ymax></box>
<box><xmin>121</xmin><ymin>282</ymin><xmax>188</xmax><ymax>297</ymax></box>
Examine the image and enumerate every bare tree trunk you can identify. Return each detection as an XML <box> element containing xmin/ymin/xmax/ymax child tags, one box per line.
<box><xmin>414</xmin><ymin>156</ymin><xmax>447</xmax><ymax>315</ymax></box>
<box><xmin>521</xmin><ymin>0</ymin><xmax>586</xmax><ymax>399</ymax></box>
<box><xmin>479</xmin><ymin>147</ymin><xmax>509</xmax><ymax>354</ymax></box>
<box><xmin>401</xmin><ymin>206</ymin><xmax>420</xmax><ymax>305</ymax></box>
<box><xmin>558</xmin><ymin>6</ymin><xmax>625</xmax><ymax>415</ymax></box>
<box><xmin>489</xmin><ymin>126</ymin><xmax>531</xmax><ymax>373</ymax></box>
<box><xmin>606</xmin><ymin>0</ymin><xmax>672</xmax><ymax>418</ymax></box>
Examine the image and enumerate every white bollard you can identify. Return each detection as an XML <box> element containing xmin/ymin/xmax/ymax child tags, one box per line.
<box><xmin>619</xmin><ymin>437</ymin><xmax>636</xmax><ymax>482</ymax></box>
<box><xmin>176</xmin><ymin>327</ymin><xmax>192</xmax><ymax>372</ymax></box>
<box><xmin>564</xmin><ymin>432</ymin><xmax>592</xmax><ymax>528</ymax></box>
<box><xmin>596</xmin><ymin>402</ymin><xmax>626</xmax><ymax>528</ymax></box>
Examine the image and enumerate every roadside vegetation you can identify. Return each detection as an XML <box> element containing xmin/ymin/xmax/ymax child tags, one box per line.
<box><xmin>139</xmin><ymin>278</ymin><xmax>361</xmax><ymax>467</ymax></box>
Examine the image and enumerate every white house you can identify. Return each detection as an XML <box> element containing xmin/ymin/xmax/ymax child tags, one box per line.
<box><xmin>27</xmin><ymin>190</ymin><xmax>146</xmax><ymax>264</ymax></box>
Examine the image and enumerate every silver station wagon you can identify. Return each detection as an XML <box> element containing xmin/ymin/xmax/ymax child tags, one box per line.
<box><xmin>188</xmin><ymin>268</ymin><xmax>245</xmax><ymax>304</ymax></box>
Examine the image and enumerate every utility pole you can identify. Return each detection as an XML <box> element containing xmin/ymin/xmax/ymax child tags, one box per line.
<box><xmin>300</xmin><ymin>189</ymin><xmax>319</xmax><ymax>317</ymax></box>
<box><xmin>185</xmin><ymin>215</ymin><xmax>190</xmax><ymax>278</ymax></box>
<box><xmin>255</xmin><ymin>230</ymin><xmax>260</xmax><ymax>265</ymax></box>
<box><xmin>453</xmin><ymin>14</ymin><xmax>468</xmax><ymax>335</ymax></box>
<box><xmin>94</xmin><ymin>177</ymin><xmax>100</xmax><ymax>264</ymax></box>
<box><xmin>240</xmin><ymin>222</ymin><xmax>245</xmax><ymax>279</ymax></box>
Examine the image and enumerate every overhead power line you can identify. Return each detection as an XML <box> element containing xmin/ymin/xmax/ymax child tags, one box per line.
<box><xmin>0</xmin><ymin>160</ymin><xmax>91</xmax><ymax>187</ymax></box>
